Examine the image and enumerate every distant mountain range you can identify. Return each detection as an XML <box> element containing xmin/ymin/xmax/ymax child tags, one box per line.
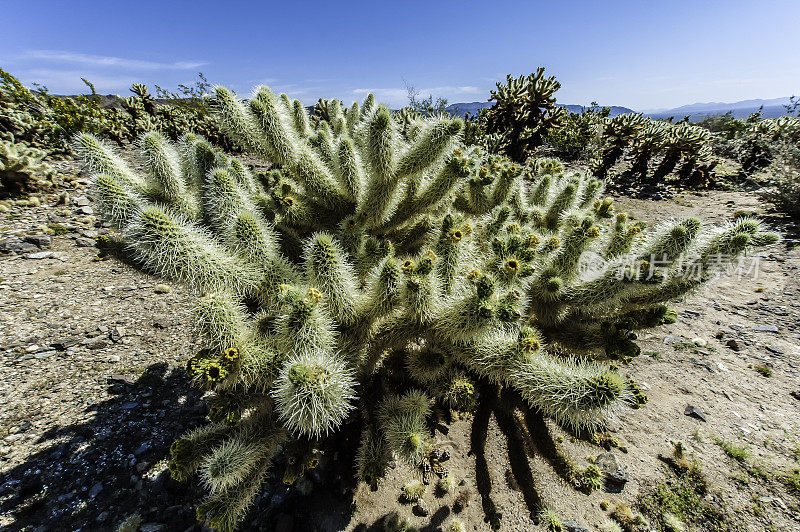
<box><xmin>444</xmin><ymin>102</ymin><xmax>634</xmax><ymax>118</ymax></box>
<box><xmin>642</xmin><ymin>97</ymin><xmax>793</xmax><ymax>121</ymax></box>
<box><xmin>446</xmin><ymin>97</ymin><xmax>795</xmax><ymax>122</ymax></box>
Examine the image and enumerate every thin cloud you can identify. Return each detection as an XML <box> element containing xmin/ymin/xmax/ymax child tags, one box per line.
<box><xmin>25</xmin><ymin>50</ymin><xmax>206</xmax><ymax>70</ymax></box>
<box><xmin>16</xmin><ymin>69</ymin><xmax>138</xmax><ymax>93</ymax></box>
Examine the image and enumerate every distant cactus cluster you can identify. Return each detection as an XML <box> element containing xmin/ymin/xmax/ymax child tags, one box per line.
<box><xmin>593</xmin><ymin>114</ymin><xmax>717</xmax><ymax>188</ymax></box>
<box><xmin>0</xmin><ymin>139</ymin><xmax>54</xmax><ymax>196</ymax></box>
<box><xmin>758</xmin><ymin>116</ymin><xmax>800</xmax><ymax>216</ymax></box>
<box><xmin>0</xmin><ymin>69</ymin><xmax>230</xmax><ymax>155</ymax></box>
<box><xmin>484</xmin><ymin>68</ymin><xmax>568</xmax><ymax>162</ymax></box>
<box><xmin>81</xmin><ymin>84</ymin><xmax>778</xmax><ymax>531</ymax></box>
<box><xmin>733</xmin><ymin>115</ymin><xmax>800</xmax><ymax>174</ymax></box>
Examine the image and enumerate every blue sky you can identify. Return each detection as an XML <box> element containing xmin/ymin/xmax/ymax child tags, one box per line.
<box><xmin>2</xmin><ymin>0</ymin><xmax>798</xmax><ymax>111</ymax></box>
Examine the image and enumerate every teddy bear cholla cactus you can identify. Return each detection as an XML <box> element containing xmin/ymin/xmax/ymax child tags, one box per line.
<box><xmin>1</xmin><ymin>138</ymin><xmax>54</xmax><ymax>195</ymax></box>
<box><xmin>78</xmin><ymin>85</ymin><xmax>777</xmax><ymax>530</ymax></box>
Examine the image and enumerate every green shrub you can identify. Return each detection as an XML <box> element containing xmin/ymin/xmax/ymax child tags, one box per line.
<box><xmin>81</xmin><ymin>84</ymin><xmax>779</xmax><ymax>531</ymax></box>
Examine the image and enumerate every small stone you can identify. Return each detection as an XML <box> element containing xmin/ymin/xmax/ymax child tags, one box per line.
<box><xmin>139</xmin><ymin>524</ymin><xmax>165</xmax><ymax>532</ymax></box>
<box><xmin>663</xmin><ymin>336</ymin><xmax>683</xmax><ymax>344</ymax></box>
<box><xmin>110</xmin><ymin>327</ymin><xmax>125</xmax><ymax>342</ymax></box>
<box><xmin>33</xmin><ymin>350</ymin><xmax>56</xmax><ymax>359</ymax></box>
<box><xmin>595</xmin><ymin>452</ymin><xmax>628</xmax><ymax>493</ymax></box>
<box><xmin>75</xmin><ymin>237</ymin><xmax>95</xmax><ymax>247</ymax></box>
<box><xmin>24</xmin><ymin>235</ymin><xmax>52</xmax><ymax>249</ymax></box>
<box><xmin>52</xmin><ymin>337</ymin><xmax>79</xmax><ymax>350</ymax></box>
<box><xmin>725</xmin><ymin>339</ymin><xmax>741</xmax><ymax>351</ymax></box>
<box><xmin>152</xmin><ymin>319</ymin><xmax>169</xmax><ymax>329</ymax></box>
<box><xmin>154</xmin><ymin>284</ymin><xmax>171</xmax><ymax>294</ymax></box>
<box><xmin>692</xmin><ymin>337</ymin><xmax>707</xmax><ymax>347</ymax></box>
<box><xmin>75</xmin><ymin>197</ymin><xmax>90</xmax><ymax>206</ymax></box>
<box><xmin>0</xmin><ymin>237</ymin><xmax>29</xmax><ymax>254</ymax></box>
<box><xmin>89</xmin><ymin>482</ymin><xmax>103</xmax><ymax>498</ymax></box>
<box><xmin>76</xmin><ymin>206</ymin><xmax>94</xmax><ymax>215</ymax></box>
<box><xmin>87</xmin><ymin>339</ymin><xmax>109</xmax><ymax>350</ymax></box>
<box><xmin>562</xmin><ymin>521</ymin><xmax>590</xmax><ymax>532</ymax></box>
<box><xmin>754</xmin><ymin>325</ymin><xmax>778</xmax><ymax>333</ymax></box>
<box><xmin>684</xmin><ymin>404</ymin><xmax>707</xmax><ymax>422</ymax></box>
<box><xmin>109</xmin><ymin>374</ymin><xmax>136</xmax><ymax>385</ymax></box>
<box><xmin>120</xmin><ymin>402</ymin><xmax>139</xmax><ymax>410</ymax></box>
<box><xmin>25</xmin><ymin>251</ymin><xmax>54</xmax><ymax>259</ymax></box>
<box><xmin>765</xmin><ymin>345</ymin><xmax>784</xmax><ymax>355</ymax></box>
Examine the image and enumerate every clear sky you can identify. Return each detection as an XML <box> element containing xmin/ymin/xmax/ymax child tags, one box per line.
<box><xmin>2</xmin><ymin>0</ymin><xmax>798</xmax><ymax>111</ymax></box>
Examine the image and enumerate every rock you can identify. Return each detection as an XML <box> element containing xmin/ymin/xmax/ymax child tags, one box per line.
<box><xmin>152</xmin><ymin>319</ymin><xmax>169</xmax><ymax>329</ymax></box>
<box><xmin>26</xmin><ymin>251</ymin><xmax>54</xmax><ymax>260</ymax></box>
<box><xmin>75</xmin><ymin>197</ymin><xmax>90</xmax><ymax>206</ymax></box>
<box><xmin>52</xmin><ymin>337</ymin><xmax>79</xmax><ymax>350</ymax></box>
<box><xmin>75</xmin><ymin>237</ymin><xmax>95</xmax><ymax>247</ymax></box>
<box><xmin>684</xmin><ymin>405</ymin><xmax>707</xmax><ymax>422</ymax></box>
<box><xmin>754</xmin><ymin>325</ymin><xmax>778</xmax><ymax>333</ymax></box>
<box><xmin>692</xmin><ymin>337</ymin><xmax>707</xmax><ymax>347</ymax></box>
<box><xmin>86</xmin><ymin>339</ymin><xmax>109</xmax><ymax>350</ymax></box>
<box><xmin>120</xmin><ymin>402</ymin><xmax>139</xmax><ymax>410</ymax></box>
<box><xmin>154</xmin><ymin>284</ymin><xmax>171</xmax><ymax>294</ymax></box>
<box><xmin>110</xmin><ymin>327</ymin><xmax>125</xmax><ymax>342</ymax></box>
<box><xmin>725</xmin><ymin>339</ymin><xmax>741</xmax><ymax>351</ymax></box>
<box><xmin>412</xmin><ymin>500</ymin><xmax>430</xmax><ymax>517</ymax></box>
<box><xmin>24</xmin><ymin>235</ymin><xmax>52</xmax><ymax>249</ymax></box>
<box><xmin>0</xmin><ymin>237</ymin><xmax>29</xmax><ymax>254</ymax></box>
<box><xmin>134</xmin><ymin>443</ymin><xmax>149</xmax><ymax>456</ymax></box>
<box><xmin>109</xmin><ymin>374</ymin><xmax>136</xmax><ymax>384</ymax></box>
<box><xmin>136</xmin><ymin>461</ymin><xmax>150</xmax><ymax>473</ymax></box>
<box><xmin>89</xmin><ymin>482</ymin><xmax>103</xmax><ymax>498</ymax></box>
<box><xmin>140</xmin><ymin>524</ymin><xmax>165</xmax><ymax>532</ymax></box>
<box><xmin>595</xmin><ymin>452</ymin><xmax>628</xmax><ymax>493</ymax></box>
<box><xmin>663</xmin><ymin>336</ymin><xmax>683</xmax><ymax>344</ymax></box>
<box><xmin>765</xmin><ymin>345</ymin><xmax>784</xmax><ymax>355</ymax></box>
<box><xmin>76</xmin><ymin>206</ymin><xmax>94</xmax><ymax>215</ymax></box>
<box><xmin>562</xmin><ymin>521</ymin><xmax>590</xmax><ymax>532</ymax></box>
<box><xmin>33</xmin><ymin>350</ymin><xmax>56</xmax><ymax>359</ymax></box>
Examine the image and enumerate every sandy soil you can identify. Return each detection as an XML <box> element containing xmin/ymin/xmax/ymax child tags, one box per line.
<box><xmin>1</xmin><ymin>163</ymin><xmax>799</xmax><ymax>531</ymax></box>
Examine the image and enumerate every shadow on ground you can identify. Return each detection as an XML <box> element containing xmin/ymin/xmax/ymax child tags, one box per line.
<box><xmin>0</xmin><ymin>363</ymin><xmax>360</xmax><ymax>531</ymax></box>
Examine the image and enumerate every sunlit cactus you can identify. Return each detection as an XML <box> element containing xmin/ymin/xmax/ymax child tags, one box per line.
<box><xmin>592</xmin><ymin>114</ymin><xmax>717</xmax><ymax>188</ymax></box>
<box><xmin>1</xmin><ymin>138</ymin><xmax>54</xmax><ymax>195</ymax></box>
<box><xmin>485</xmin><ymin>67</ymin><xmax>568</xmax><ymax>162</ymax></box>
<box><xmin>81</xmin><ymin>85</ymin><xmax>779</xmax><ymax>531</ymax></box>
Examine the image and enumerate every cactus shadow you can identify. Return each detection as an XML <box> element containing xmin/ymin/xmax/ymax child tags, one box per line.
<box><xmin>0</xmin><ymin>362</ymin><xmax>207</xmax><ymax>530</ymax></box>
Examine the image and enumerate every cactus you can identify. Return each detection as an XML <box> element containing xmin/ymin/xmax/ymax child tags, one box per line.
<box><xmin>82</xmin><ymin>85</ymin><xmax>779</xmax><ymax>531</ymax></box>
<box><xmin>485</xmin><ymin>68</ymin><xmax>568</xmax><ymax>162</ymax></box>
<box><xmin>0</xmin><ymin>139</ymin><xmax>54</xmax><ymax>196</ymax></box>
<box><xmin>592</xmin><ymin>114</ymin><xmax>717</xmax><ymax>188</ymax></box>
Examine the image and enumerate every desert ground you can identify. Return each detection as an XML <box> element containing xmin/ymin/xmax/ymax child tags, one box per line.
<box><xmin>1</xmin><ymin>158</ymin><xmax>799</xmax><ymax>531</ymax></box>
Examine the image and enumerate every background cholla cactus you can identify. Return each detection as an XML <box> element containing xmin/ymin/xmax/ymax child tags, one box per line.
<box><xmin>0</xmin><ymin>139</ymin><xmax>54</xmax><ymax>196</ymax></box>
<box><xmin>592</xmin><ymin>114</ymin><xmax>717</xmax><ymax>188</ymax></box>
<box><xmin>485</xmin><ymin>68</ymin><xmax>568</xmax><ymax>162</ymax></box>
<box><xmin>81</xmin><ymin>84</ymin><xmax>778</xmax><ymax>531</ymax></box>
